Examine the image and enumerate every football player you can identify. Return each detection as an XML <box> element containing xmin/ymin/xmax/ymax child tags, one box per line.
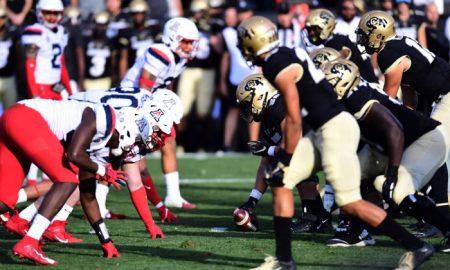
<box><xmin>121</xmin><ymin>17</ymin><xmax>199</xmax><ymax>209</ymax></box>
<box><xmin>235</xmin><ymin>74</ymin><xmax>331</xmax><ymax>234</ymax></box>
<box><xmin>0</xmin><ymin>98</ymin><xmax>148</xmax><ymax>265</ymax></box>
<box><xmin>321</xmin><ymin>58</ymin><xmax>450</xmax><ymax>251</ymax></box>
<box><xmin>237</xmin><ymin>16</ymin><xmax>432</xmax><ymax>270</ymax></box>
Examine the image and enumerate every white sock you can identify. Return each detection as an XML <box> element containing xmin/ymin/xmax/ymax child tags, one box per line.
<box><xmin>164</xmin><ymin>171</ymin><xmax>181</xmax><ymax>199</ymax></box>
<box><xmin>96</xmin><ymin>183</ymin><xmax>110</xmax><ymax>218</ymax></box>
<box><xmin>27</xmin><ymin>214</ymin><xmax>51</xmax><ymax>240</ymax></box>
<box><xmin>27</xmin><ymin>164</ymin><xmax>39</xmax><ymax>180</ymax></box>
<box><xmin>52</xmin><ymin>204</ymin><xmax>73</xmax><ymax>222</ymax></box>
<box><xmin>16</xmin><ymin>189</ymin><xmax>28</xmax><ymax>204</ymax></box>
<box><xmin>19</xmin><ymin>203</ymin><xmax>38</xmax><ymax>222</ymax></box>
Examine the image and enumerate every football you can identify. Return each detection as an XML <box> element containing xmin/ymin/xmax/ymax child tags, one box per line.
<box><xmin>233</xmin><ymin>208</ymin><xmax>259</xmax><ymax>232</ymax></box>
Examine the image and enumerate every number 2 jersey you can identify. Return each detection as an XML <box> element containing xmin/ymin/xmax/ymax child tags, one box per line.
<box><xmin>18</xmin><ymin>98</ymin><xmax>116</xmax><ymax>153</ymax></box>
<box><xmin>378</xmin><ymin>36</ymin><xmax>450</xmax><ymax>102</ymax></box>
<box><xmin>21</xmin><ymin>23</ymin><xmax>68</xmax><ymax>85</ymax></box>
<box><xmin>120</xmin><ymin>43</ymin><xmax>188</xmax><ymax>90</ymax></box>
<box><xmin>261</xmin><ymin>47</ymin><xmax>345</xmax><ymax>131</ymax></box>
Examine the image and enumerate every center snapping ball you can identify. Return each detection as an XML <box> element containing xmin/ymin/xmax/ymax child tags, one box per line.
<box><xmin>233</xmin><ymin>208</ymin><xmax>259</xmax><ymax>232</ymax></box>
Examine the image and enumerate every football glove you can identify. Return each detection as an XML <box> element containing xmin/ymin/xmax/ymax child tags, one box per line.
<box><xmin>382</xmin><ymin>166</ymin><xmax>398</xmax><ymax>207</ymax></box>
<box><xmin>147</xmin><ymin>222</ymin><xmax>166</xmax><ymax>239</ymax></box>
<box><xmin>97</xmin><ymin>164</ymin><xmax>128</xmax><ymax>190</ymax></box>
<box><xmin>101</xmin><ymin>241</ymin><xmax>120</xmax><ymax>258</ymax></box>
<box><xmin>238</xmin><ymin>199</ymin><xmax>257</xmax><ymax>212</ymax></box>
<box><xmin>247</xmin><ymin>140</ymin><xmax>270</xmax><ymax>156</ymax></box>
<box><xmin>264</xmin><ymin>150</ymin><xmax>292</xmax><ymax>187</ymax></box>
<box><xmin>157</xmin><ymin>206</ymin><xmax>178</xmax><ymax>223</ymax></box>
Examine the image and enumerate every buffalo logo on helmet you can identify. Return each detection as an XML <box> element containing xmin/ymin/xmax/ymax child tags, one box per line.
<box><xmin>233</xmin><ymin>208</ymin><xmax>259</xmax><ymax>232</ymax></box>
<box><xmin>150</xmin><ymin>109</ymin><xmax>164</xmax><ymax>122</ymax></box>
<box><xmin>244</xmin><ymin>78</ymin><xmax>263</xmax><ymax>93</ymax></box>
<box><xmin>331</xmin><ymin>62</ymin><xmax>351</xmax><ymax>75</ymax></box>
<box><xmin>366</xmin><ymin>16</ymin><xmax>388</xmax><ymax>34</ymax></box>
<box><xmin>319</xmin><ymin>11</ymin><xmax>331</xmax><ymax>25</ymax></box>
<box><xmin>312</xmin><ymin>53</ymin><xmax>328</xmax><ymax>66</ymax></box>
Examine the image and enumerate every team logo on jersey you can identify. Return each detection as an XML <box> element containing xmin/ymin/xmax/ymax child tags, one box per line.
<box><xmin>150</xmin><ymin>108</ymin><xmax>164</xmax><ymax>122</ymax></box>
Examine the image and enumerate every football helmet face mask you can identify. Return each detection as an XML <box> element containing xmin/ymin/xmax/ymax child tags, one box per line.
<box><xmin>321</xmin><ymin>59</ymin><xmax>360</xmax><ymax>100</ymax></box>
<box><xmin>142</xmin><ymin>101</ymin><xmax>174</xmax><ymax>151</ymax></box>
<box><xmin>36</xmin><ymin>0</ymin><xmax>64</xmax><ymax>29</ymax></box>
<box><xmin>356</xmin><ymin>10</ymin><xmax>395</xmax><ymax>54</ymax></box>
<box><xmin>309</xmin><ymin>47</ymin><xmax>342</xmax><ymax>68</ymax></box>
<box><xmin>237</xmin><ymin>16</ymin><xmax>280</xmax><ymax>64</ymax></box>
<box><xmin>236</xmin><ymin>74</ymin><xmax>278</xmax><ymax>122</ymax></box>
<box><xmin>111</xmin><ymin>107</ymin><xmax>151</xmax><ymax>157</ymax></box>
<box><xmin>151</xmin><ymin>89</ymin><xmax>184</xmax><ymax>124</ymax></box>
<box><xmin>305</xmin><ymin>8</ymin><xmax>336</xmax><ymax>45</ymax></box>
<box><xmin>162</xmin><ymin>17</ymin><xmax>199</xmax><ymax>59</ymax></box>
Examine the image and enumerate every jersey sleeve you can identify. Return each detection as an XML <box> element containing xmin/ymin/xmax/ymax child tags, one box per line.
<box><xmin>142</xmin><ymin>47</ymin><xmax>171</xmax><ymax>76</ymax></box>
<box><xmin>21</xmin><ymin>26</ymin><xmax>44</xmax><ymax>46</ymax></box>
<box><xmin>377</xmin><ymin>44</ymin><xmax>405</xmax><ymax>74</ymax></box>
<box><xmin>343</xmin><ymin>87</ymin><xmax>379</xmax><ymax>120</ymax></box>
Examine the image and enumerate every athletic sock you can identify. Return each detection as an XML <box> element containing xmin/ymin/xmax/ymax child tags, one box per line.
<box><xmin>19</xmin><ymin>203</ymin><xmax>38</xmax><ymax>222</ymax></box>
<box><xmin>373</xmin><ymin>215</ymin><xmax>424</xmax><ymax>251</ymax></box>
<box><xmin>302</xmin><ymin>194</ymin><xmax>327</xmax><ymax>216</ymax></box>
<box><xmin>95</xmin><ymin>183</ymin><xmax>109</xmax><ymax>218</ymax></box>
<box><xmin>53</xmin><ymin>204</ymin><xmax>73</xmax><ymax>222</ymax></box>
<box><xmin>142</xmin><ymin>175</ymin><xmax>162</xmax><ymax>206</ymax></box>
<box><xmin>274</xmin><ymin>216</ymin><xmax>292</xmax><ymax>262</ymax></box>
<box><xmin>27</xmin><ymin>164</ymin><xmax>39</xmax><ymax>183</ymax></box>
<box><xmin>164</xmin><ymin>171</ymin><xmax>181</xmax><ymax>199</ymax></box>
<box><xmin>130</xmin><ymin>187</ymin><xmax>154</xmax><ymax>227</ymax></box>
<box><xmin>27</xmin><ymin>214</ymin><xmax>51</xmax><ymax>241</ymax></box>
<box><xmin>16</xmin><ymin>189</ymin><xmax>28</xmax><ymax>204</ymax></box>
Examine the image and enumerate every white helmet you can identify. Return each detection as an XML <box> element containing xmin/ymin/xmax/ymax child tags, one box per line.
<box><xmin>111</xmin><ymin>107</ymin><xmax>151</xmax><ymax>157</ymax></box>
<box><xmin>151</xmin><ymin>89</ymin><xmax>183</xmax><ymax>124</ymax></box>
<box><xmin>162</xmin><ymin>17</ymin><xmax>199</xmax><ymax>59</ymax></box>
<box><xmin>36</xmin><ymin>0</ymin><xmax>64</xmax><ymax>29</ymax></box>
<box><xmin>142</xmin><ymin>101</ymin><xmax>174</xmax><ymax>150</ymax></box>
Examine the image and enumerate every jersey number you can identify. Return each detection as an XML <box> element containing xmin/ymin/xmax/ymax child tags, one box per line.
<box><xmin>51</xmin><ymin>44</ymin><xmax>62</xmax><ymax>68</ymax></box>
<box><xmin>405</xmin><ymin>38</ymin><xmax>435</xmax><ymax>64</ymax></box>
<box><xmin>89</xmin><ymin>56</ymin><xmax>106</xmax><ymax>77</ymax></box>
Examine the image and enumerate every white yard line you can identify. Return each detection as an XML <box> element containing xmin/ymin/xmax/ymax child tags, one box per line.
<box><xmin>179</xmin><ymin>178</ymin><xmax>254</xmax><ymax>184</ymax></box>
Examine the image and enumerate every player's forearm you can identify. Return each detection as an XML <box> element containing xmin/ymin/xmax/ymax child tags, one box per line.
<box><xmin>284</xmin><ymin>115</ymin><xmax>301</xmax><ymax>154</ymax></box>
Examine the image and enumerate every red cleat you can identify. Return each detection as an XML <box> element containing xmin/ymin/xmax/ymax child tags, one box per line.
<box><xmin>181</xmin><ymin>199</ymin><xmax>197</xmax><ymax>209</ymax></box>
<box><xmin>43</xmin><ymin>220</ymin><xmax>83</xmax><ymax>243</ymax></box>
<box><xmin>101</xmin><ymin>241</ymin><xmax>120</xmax><ymax>258</ymax></box>
<box><xmin>0</xmin><ymin>212</ymin><xmax>11</xmax><ymax>225</ymax></box>
<box><xmin>6</xmin><ymin>212</ymin><xmax>30</xmax><ymax>236</ymax></box>
<box><xmin>157</xmin><ymin>206</ymin><xmax>178</xmax><ymax>223</ymax></box>
<box><xmin>105</xmin><ymin>211</ymin><xmax>127</xmax><ymax>219</ymax></box>
<box><xmin>12</xmin><ymin>236</ymin><xmax>58</xmax><ymax>266</ymax></box>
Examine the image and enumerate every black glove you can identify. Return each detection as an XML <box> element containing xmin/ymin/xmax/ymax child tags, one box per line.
<box><xmin>239</xmin><ymin>197</ymin><xmax>258</xmax><ymax>212</ymax></box>
<box><xmin>247</xmin><ymin>141</ymin><xmax>270</xmax><ymax>156</ymax></box>
<box><xmin>263</xmin><ymin>150</ymin><xmax>292</xmax><ymax>187</ymax></box>
<box><xmin>382</xmin><ymin>166</ymin><xmax>398</xmax><ymax>207</ymax></box>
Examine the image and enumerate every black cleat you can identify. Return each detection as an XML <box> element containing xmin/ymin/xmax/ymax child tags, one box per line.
<box><xmin>326</xmin><ymin>231</ymin><xmax>367</xmax><ymax>247</ymax></box>
<box><xmin>395</xmin><ymin>243</ymin><xmax>435</xmax><ymax>270</ymax></box>
<box><xmin>438</xmin><ymin>235</ymin><xmax>450</xmax><ymax>253</ymax></box>
<box><xmin>291</xmin><ymin>213</ymin><xmax>332</xmax><ymax>233</ymax></box>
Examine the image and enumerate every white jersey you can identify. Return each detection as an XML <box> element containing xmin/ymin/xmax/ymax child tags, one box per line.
<box><xmin>70</xmin><ymin>86</ymin><xmax>152</xmax><ymax>163</ymax></box>
<box><xmin>121</xmin><ymin>43</ymin><xmax>188</xmax><ymax>90</ymax></box>
<box><xmin>19</xmin><ymin>99</ymin><xmax>115</xmax><ymax>153</ymax></box>
<box><xmin>21</xmin><ymin>23</ymin><xmax>68</xmax><ymax>85</ymax></box>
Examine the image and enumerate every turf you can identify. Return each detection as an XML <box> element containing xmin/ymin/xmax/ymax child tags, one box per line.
<box><xmin>1</xmin><ymin>154</ymin><xmax>449</xmax><ymax>269</ymax></box>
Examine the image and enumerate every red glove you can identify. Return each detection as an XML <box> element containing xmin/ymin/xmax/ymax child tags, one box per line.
<box><xmin>147</xmin><ymin>222</ymin><xmax>166</xmax><ymax>239</ymax></box>
<box><xmin>101</xmin><ymin>241</ymin><xmax>120</xmax><ymax>258</ymax></box>
<box><xmin>97</xmin><ymin>164</ymin><xmax>128</xmax><ymax>190</ymax></box>
<box><xmin>157</xmin><ymin>205</ymin><xmax>178</xmax><ymax>223</ymax></box>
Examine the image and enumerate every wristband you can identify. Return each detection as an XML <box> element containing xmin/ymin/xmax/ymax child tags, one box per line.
<box><xmin>267</xmin><ymin>146</ymin><xmax>277</xmax><ymax>157</ymax></box>
<box><xmin>250</xmin><ymin>188</ymin><xmax>263</xmax><ymax>200</ymax></box>
<box><xmin>96</xmin><ymin>165</ymin><xmax>106</xmax><ymax>176</ymax></box>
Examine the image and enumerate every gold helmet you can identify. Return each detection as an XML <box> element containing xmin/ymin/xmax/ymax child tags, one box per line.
<box><xmin>305</xmin><ymin>8</ymin><xmax>336</xmax><ymax>44</ymax></box>
<box><xmin>237</xmin><ymin>16</ymin><xmax>279</xmax><ymax>63</ymax></box>
<box><xmin>0</xmin><ymin>5</ymin><xmax>7</xmax><ymax>18</ymax></box>
<box><xmin>94</xmin><ymin>11</ymin><xmax>111</xmax><ymax>25</ymax></box>
<box><xmin>236</xmin><ymin>73</ymin><xmax>278</xmax><ymax>122</ymax></box>
<box><xmin>309</xmin><ymin>47</ymin><xmax>341</xmax><ymax>68</ymax></box>
<box><xmin>321</xmin><ymin>59</ymin><xmax>360</xmax><ymax>100</ymax></box>
<box><xmin>129</xmin><ymin>0</ymin><xmax>149</xmax><ymax>13</ymax></box>
<box><xmin>356</xmin><ymin>10</ymin><xmax>395</xmax><ymax>54</ymax></box>
<box><xmin>191</xmin><ymin>0</ymin><xmax>208</xmax><ymax>13</ymax></box>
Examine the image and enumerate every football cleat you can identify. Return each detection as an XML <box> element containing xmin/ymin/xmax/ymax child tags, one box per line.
<box><xmin>13</xmin><ymin>236</ymin><xmax>58</xmax><ymax>266</ymax></box>
<box><xmin>395</xmin><ymin>243</ymin><xmax>434</xmax><ymax>270</ymax></box>
<box><xmin>5</xmin><ymin>212</ymin><xmax>30</xmax><ymax>236</ymax></box>
<box><xmin>411</xmin><ymin>221</ymin><xmax>442</xmax><ymax>238</ymax></box>
<box><xmin>43</xmin><ymin>220</ymin><xmax>83</xmax><ymax>243</ymax></box>
<box><xmin>101</xmin><ymin>241</ymin><xmax>120</xmax><ymax>258</ymax></box>
<box><xmin>291</xmin><ymin>213</ymin><xmax>332</xmax><ymax>233</ymax></box>
<box><xmin>250</xmin><ymin>255</ymin><xmax>297</xmax><ymax>270</ymax></box>
<box><xmin>164</xmin><ymin>197</ymin><xmax>197</xmax><ymax>209</ymax></box>
<box><xmin>157</xmin><ymin>205</ymin><xmax>178</xmax><ymax>223</ymax></box>
<box><xmin>438</xmin><ymin>234</ymin><xmax>450</xmax><ymax>253</ymax></box>
<box><xmin>105</xmin><ymin>210</ymin><xmax>127</xmax><ymax>219</ymax></box>
<box><xmin>326</xmin><ymin>231</ymin><xmax>367</xmax><ymax>247</ymax></box>
<box><xmin>233</xmin><ymin>208</ymin><xmax>259</xmax><ymax>232</ymax></box>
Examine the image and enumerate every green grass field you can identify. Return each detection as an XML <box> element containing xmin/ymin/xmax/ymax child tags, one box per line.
<box><xmin>1</xmin><ymin>154</ymin><xmax>449</xmax><ymax>269</ymax></box>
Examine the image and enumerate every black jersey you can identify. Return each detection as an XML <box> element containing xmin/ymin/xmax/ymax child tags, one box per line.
<box><xmin>83</xmin><ymin>35</ymin><xmax>114</xmax><ymax>79</ymax></box>
<box><xmin>342</xmin><ymin>79</ymin><xmax>440</xmax><ymax>148</ymax></box>
<box><xmin>325</xmin><ymin>34</ymin><xmax>378</xmax><ymax>83</ymax></box>
<box><xmin>378</xmin><ymin>36</ymin><xmax>450</xmax><ymax>101</ymax></box>
<box><xmin>0</xmin><ymin>25</ymin><xmax>20</xmax><ymax>77</ymax></box>
<box><xmin>261</xmin><ymin>94</ymin><xmax>284</xmax><ymax>145</ymax></box>
<box><xmin>118</xmin><ymin>20</ymin><xmax>161</xmax><ymax>68</ymax></box>
<box><xmin>262</xmin><ymin>47</ymin><xmax>344</xmax><ymax>130</ymax></box>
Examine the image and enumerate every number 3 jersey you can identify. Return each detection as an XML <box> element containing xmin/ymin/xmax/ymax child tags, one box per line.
<box><xmin>18</xmin><ymin>98</ymin><xmax>116</xmax><ymax>153</ymax></box>
<box><xmin>120</xmin><ymin>43</ymin><xmax>188</xmax><ymax>90</ymax></box>
<box><xmin>378</xmin><ymin>36</ymin><xmax>450</xmax><ymax>102</ymax></box>
<box><xmin>21</xmin><ymin>23</ymin><xmax>68</xmax><ymax>85</ymax></box>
